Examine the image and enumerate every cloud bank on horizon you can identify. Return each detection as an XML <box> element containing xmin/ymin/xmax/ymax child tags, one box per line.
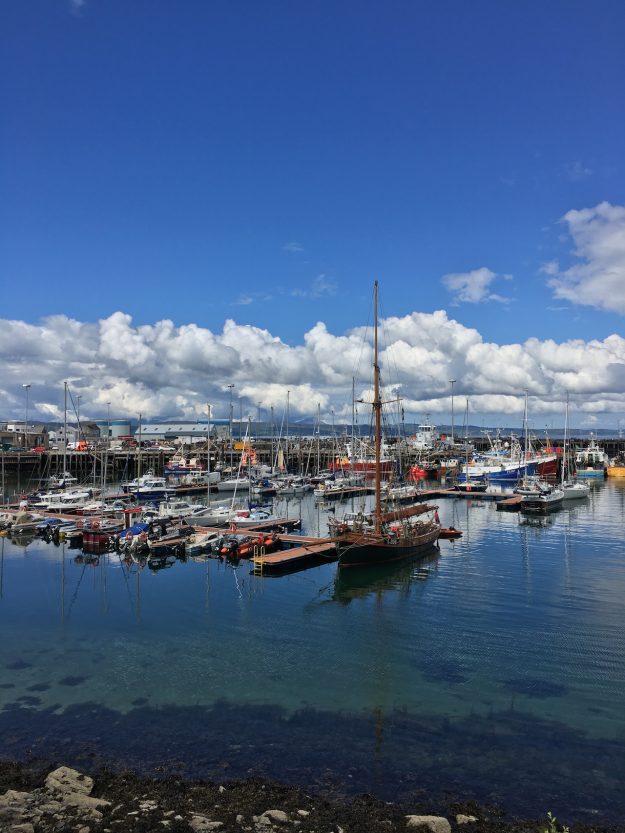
<box><xmin>2</xmin><ymin>201</ymin><xmax>625</xmax><ymax>428</ymax></box>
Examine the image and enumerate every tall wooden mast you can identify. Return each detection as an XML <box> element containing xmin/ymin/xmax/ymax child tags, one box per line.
<box><xmin>373</xmin><ymin>281</ymin><xmax>381</xmax><ymax>531</ymax></box>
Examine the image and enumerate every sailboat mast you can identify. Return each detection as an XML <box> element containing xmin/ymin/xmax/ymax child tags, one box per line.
<box><xmin>138</xmin><ymin>412</ymin><xmax>142</xmax><ymax>479</ymax></box>
<box><xmin>286</xmin><ymin>389</ymin><xmax>290</xmax><ymax>473</ymax></box>
<box><xmin>562</xmin><ymin>392</ymin><xmax>569</xmax><ymax>485</ymax></box>
<box><xmin>63</xmin><ymin>381</ymin><xmax>67</xmax><ymax>478</ymax></box>
<box><xmin>523</xmin><ymin>390</ymin><xmax>528</xmax><ymax>476</ymax></box>
<box><xmin>465</xmin><ymin>398</ymin><xmax>469</xmax><ymax>482</ymax></box>
<box><xmin>351</xmin><ymin>376</ymin><xmax>355</xmax><ymax>472</ymax></box>
<box><xmin>373</xmin><ymin>281</ymin><xmax>381</xmax><ymax>530</ymax></box>
<box><xmin>317</xmin><ymin>402</ymin><xmax>321</xmax><ymax>476</ymax></box>
<box><xmin>207</xmin><ymin>403</ymin><xmax>212</xmax><ymax>507</ymax></box>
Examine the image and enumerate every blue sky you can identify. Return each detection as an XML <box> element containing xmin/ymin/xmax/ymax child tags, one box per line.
<box><xmin>2</xmin><ymin>1</ymin><xmax>625</xmax><ymax>425</ymax></box>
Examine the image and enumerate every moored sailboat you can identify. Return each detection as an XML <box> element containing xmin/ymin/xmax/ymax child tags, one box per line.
<box><xmin>560</xmin><ymin>394</ymin><xmax>590</xmax><ymax>500</ymax></box>
<box><xmin>333</xmin><ymin>282</ymin><xmax>440</xmax><ymax>568</ymax></box>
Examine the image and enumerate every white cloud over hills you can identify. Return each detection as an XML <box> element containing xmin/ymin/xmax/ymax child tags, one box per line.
<box><xmin>2</xmin><ymin>307</ymin><xmax>625</xmax><ymax>427</ymax></box>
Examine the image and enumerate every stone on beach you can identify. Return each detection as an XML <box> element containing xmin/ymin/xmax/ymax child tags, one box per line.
<box><xmin>45</xmin><ymin>766</ymin><xmax>94</xmax><ymax>797</ymax></box>
<box><xmin>261</xmin><ymin>809</ymin><xmax>290</xmax><ymax>823</ymax></box>
<box><xmin>190</xmin><ymin>815</ymin><xmax>225</xmax><ymax>831</ymax></box>
<box><xmin>405</xmin><ymin>815</ymin><xmax>451</xmax><ymax>833</ymax></box>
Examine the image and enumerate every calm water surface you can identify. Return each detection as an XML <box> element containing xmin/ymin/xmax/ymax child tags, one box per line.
<box><xmin>1</xmin><ymin>481</ymin><xmax>625</xmax><ymax>820</ymax></box>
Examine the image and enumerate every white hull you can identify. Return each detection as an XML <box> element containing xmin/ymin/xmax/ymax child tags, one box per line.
<box><xmin>216</xmin><ymin>478</ymin><xmax>252</xmax><ymax>492</ymax></box>
<box><xmin>561</xmin><ymin>482</ymin><xmax>590</xmax><ymax>500</ymax></box>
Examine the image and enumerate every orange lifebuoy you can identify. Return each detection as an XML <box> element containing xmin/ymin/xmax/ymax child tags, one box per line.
<box><xmin>125</xmin><ymin>531</ymin><xmax>134</xmax><ymax>542</ymax></box>
<box><xmin>92</xmin><ymin>520</ymin><xmax>100</xmax><ymax>530</ymax></box>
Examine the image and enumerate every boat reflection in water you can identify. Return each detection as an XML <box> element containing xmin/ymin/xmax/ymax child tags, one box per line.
<box><xmin>518</xmin><ymin>513</ymin><xmax>556</xmax><ymax>529</ymax></box>
<box><xmin>332</xmin><ymin>544</ymin><xmax>440</xmax><ymax>604</ymax></box>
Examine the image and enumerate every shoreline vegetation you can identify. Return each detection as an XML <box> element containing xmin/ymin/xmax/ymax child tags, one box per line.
<box><xmin>1</xmin><ymin>761</ymin><xmax>624</xmax><ymax>833</ymax></box>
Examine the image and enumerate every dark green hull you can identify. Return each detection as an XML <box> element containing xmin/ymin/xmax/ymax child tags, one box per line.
<box><xmin>337</xmin><ymin>526</ymin><xmax>440</xmax><ymax>568</ymax></box>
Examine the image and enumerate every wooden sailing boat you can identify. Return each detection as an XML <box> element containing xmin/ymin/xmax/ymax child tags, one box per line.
<box><xmin>335</xmin><ymin>282</ymin><xmax>441</xmax><ymax>568</ymax></box>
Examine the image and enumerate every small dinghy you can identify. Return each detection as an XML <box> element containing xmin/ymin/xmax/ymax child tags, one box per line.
<box><xmin>438</xmin><ymin>526</ymin><xmax>463</xmax><ymax>539</ymax></box>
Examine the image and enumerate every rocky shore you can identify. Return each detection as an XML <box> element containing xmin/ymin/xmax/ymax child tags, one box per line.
<box><xmin>2</xmin><ymin>761</ymin><xmax>624</xmax><ymax>833</ymax></box>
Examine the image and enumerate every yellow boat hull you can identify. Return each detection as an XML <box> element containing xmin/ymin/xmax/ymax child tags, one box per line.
<box><xmin>607</xmin><ymin>466</ymin><xmax>625</xmax><ymax>478</ymax></box>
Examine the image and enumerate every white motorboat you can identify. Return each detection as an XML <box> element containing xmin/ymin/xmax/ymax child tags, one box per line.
<box><xmin>228</xmin><ymin>508</ymin><xmax>278</xmax><ymax>527</ymax></box>
<box><xmin>142</xmin><ymin>498</ymin><xmax>208</xmax><ymax>522</ymax></box>
<box><xmin>185</xmin><ymin>530</ymin><xmax>221</xmax><ymax>555</ymax></box>
<box><xmin>189</xmin><ymin>504</ymin><xmax>233</xmax><ymax>527</ymax></box>
<box><xmin>130</xmin><ymin>478</ymin><xmax>175</xmax><ymax>500</ymax></box>
<box><xmin>121</xmin><ymin>471</ymin><xmax>156</xmax><ymax>493</ymax></box>
<box><xmin>275</xmin><ymin>477</ymin><xmax>311</xmax><ymax>496</ymax></box>
<box><xmin>43</xmin><ymin>489</ymin><xmax>96</xmax><ymax>512</ymax></box>
<box><xmin>520</xmin><ymin>483</ymin><xmax>564</xmax><ymax>513</ymax></box>
<box><xmin>381</xmin><ymin>483</ymin><xmax>422</xmax><ymax>503</ymax></box>
<box><xmin>47</xmin><ymin>471</ymin><xmax>78</xmax><ymax>488</ymax></box>
<box><xmin>313</xmin><ymin>473</ymin><xmax>365</xmax><ymax>498</ymax></box>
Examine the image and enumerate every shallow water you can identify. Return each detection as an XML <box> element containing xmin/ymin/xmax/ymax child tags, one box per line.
<box><xmin>1</xmin><ymin>481</ymin><xmax>625</xmax><ymax>820</ymax></box>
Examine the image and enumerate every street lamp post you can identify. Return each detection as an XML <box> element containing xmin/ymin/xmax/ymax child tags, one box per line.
<box><xmin>449</xmin><ymin>379</ymin><xmax>456</xmax><ymax>446</ymax></box>
<box><xmin>22</xmin><ymin>384</ymin><xmax>31</xmax><ymax>449</ymax></box>
<box><xmin>76</xmin><ymin>395</ymin><xmax>82</xmax><ymax>446</ymax></box>
<box><xmin>106</xmin><ymin>402</ymin><xmax>111</xmax><ymax>447</ymax></box>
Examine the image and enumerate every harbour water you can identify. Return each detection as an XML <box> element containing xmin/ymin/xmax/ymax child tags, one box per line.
<box><xmin>1</xmin><ymin>481</ymin><xmax>625</xmax><ymax>821</ymax></box>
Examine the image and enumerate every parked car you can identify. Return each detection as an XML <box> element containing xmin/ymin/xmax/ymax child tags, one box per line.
<box><xmin>31</xmin><ymin>446</ymin><xmax>47</xmax><ymax>453</ymax></box>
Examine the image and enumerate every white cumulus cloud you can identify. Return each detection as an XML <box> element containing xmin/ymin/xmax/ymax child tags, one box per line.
<box><xmin>442</xmin><ymin>267</ymin><xmax>512</xmax><ymax>304</ymax></box>
<box><xmin>547</xmin><ymin>201</ymin><xmax>625</xmax><ymax>314</ymax></box>
<box><xmin>2</xmin><ymin>306</ymin><xmax>625</xmax><ymax>427</ymax></box>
